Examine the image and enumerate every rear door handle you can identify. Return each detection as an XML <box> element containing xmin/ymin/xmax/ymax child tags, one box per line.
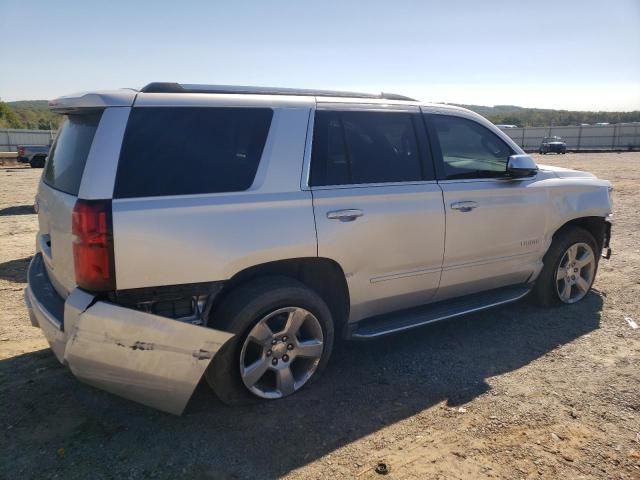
<box><xmin>450</xmin><ymin>201</ymin><xmax>478</xmax><ymax>212</ymax></box>
<box><xmin>327</xmin><ymin>209</ymin><xmax>364</xmax><ymax>222</ymax></box>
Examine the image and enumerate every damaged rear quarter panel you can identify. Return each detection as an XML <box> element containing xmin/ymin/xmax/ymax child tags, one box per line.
<box><xmin>64</xmin><ymin>301</ymin><xmax>233</xmax><ymax>415</ymax></box>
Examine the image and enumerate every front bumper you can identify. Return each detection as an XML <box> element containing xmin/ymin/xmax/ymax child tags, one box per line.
<box><xmin>24</xmin><ymin>254</ymin><xmax>233</xmax><ymax>415</ymax></box>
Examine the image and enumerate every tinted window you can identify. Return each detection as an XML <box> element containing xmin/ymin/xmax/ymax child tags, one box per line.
<box><xmin>430</xmin><ymin>115</ymin><xmax>513</xmax><ymax>179</ymax></box>
<box><xmin>310</xmin><ymin>110</ymin><xmax>423</xmax><ymax>186</ymax></box>
<box><xmin>43</xmin><ymin>112</ymin><xmax>102</xmax><ymax>195</ymax></box>
<box><xmin>114</xmin><ymin>107</ymin><xmax>272</xmax><ymax>198</ymax></box>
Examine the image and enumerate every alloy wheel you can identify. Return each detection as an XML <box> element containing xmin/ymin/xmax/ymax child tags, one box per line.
<box><xmin>555</xmin><ymin>242</ymin><xmax>596</xmax><ymax>303</ymax></box>
<box><xmin>239</xmin><ymin>307</ymin><xmax>324</xmax><ymax>399</ymax></box>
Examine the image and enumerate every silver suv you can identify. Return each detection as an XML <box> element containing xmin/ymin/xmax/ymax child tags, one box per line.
<box><xmin>25</xmin><ymin>83</ymin><xmax>613</xmax><ymax>414</ymax></box>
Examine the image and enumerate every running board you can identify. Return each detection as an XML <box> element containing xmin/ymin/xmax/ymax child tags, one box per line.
<box><xmin>349</xmin><ymin>284</ymin><xmax>532</xmax><ymax>339</ymax></box>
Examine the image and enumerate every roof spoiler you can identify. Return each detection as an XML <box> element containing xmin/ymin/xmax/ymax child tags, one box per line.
<box><xmin>49</xmin><ymin>90</ymin><xmax>137</xmax><ymax>113</ymax></box>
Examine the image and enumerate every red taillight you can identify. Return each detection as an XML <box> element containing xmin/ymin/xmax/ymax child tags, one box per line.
<box><xmin>18</xmin><ymin>147</ymin><xmax>25</xmax><ymax>157</ymax></box>
<box><xmin>72</xmin><ymin>199</ymin><xmax>115</xmax><ymax>291</ymax></box>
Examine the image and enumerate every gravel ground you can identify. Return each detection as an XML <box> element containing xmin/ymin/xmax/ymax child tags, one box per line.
<box><xmin>1</xmin><ymin>153</ymin><xmax>639</xmax><ymax>479</ymax></box>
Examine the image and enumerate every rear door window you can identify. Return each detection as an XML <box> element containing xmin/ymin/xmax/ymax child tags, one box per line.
<box><xmin>43</xmin><ymin>112</ymin><xmax>103</xmax><ymax>195</ymax></box>
<box><xmin>114</xmin><ymin>107</ymin><xmax>273</xmax><ymax>198</ymax></box>
<box><xmin>310</xmin><ymin>110</ymin><xmax>424</xmax><ymax>186</ymax></box>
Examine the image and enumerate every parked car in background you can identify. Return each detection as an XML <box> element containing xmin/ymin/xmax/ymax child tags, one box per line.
<box><xmin>25</xmin><ymin>83</ymin><xmax>612</xmax><ymax>414</ymax></box>
<box><xmin>17</xmin><ymin>144</ymin><xmax>50</xmax><ymax>168</ymax></box>
<box><xmin>539</xmin><ymin>136</ymin><xmax>567</xmax><ymax>154</ymax></box>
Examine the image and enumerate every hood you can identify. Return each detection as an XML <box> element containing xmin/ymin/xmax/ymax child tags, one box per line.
<box><xmin>546</xmin><ymin>141</ymin><xmax>565</xmax><ymax>145</ymax></box>
<box><xmin>537</xmin><ymin>164</ymin><xmax>596</xmax><ymax>179</ymax></box>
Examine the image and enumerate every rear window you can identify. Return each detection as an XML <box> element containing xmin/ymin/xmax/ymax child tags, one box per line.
<box><xmin>43</xmin><ymin>112</ymin><xmax>102</xmax><ymax>195</ymax></box>
<box><xmin>114</xmin><ymin>107</ymin><xmax>273</xmax><ymax>198</ymax></box>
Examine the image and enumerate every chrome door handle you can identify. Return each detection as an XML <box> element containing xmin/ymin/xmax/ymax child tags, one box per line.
<box><xmin>450</xmin><ymin>201</ymin><xmax>478</xmax><ymax>212</ymax></box>
<box><xmin>327</xmin><ymin>209</ymin><xmax>364</xmax><ymax>222</ymax></box>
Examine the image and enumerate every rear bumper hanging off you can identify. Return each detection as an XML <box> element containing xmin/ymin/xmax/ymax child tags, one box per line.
<box><xmin>24</xmin><ymin>254</ymin><xmax>233</xmax><ymax>415</ymax></box>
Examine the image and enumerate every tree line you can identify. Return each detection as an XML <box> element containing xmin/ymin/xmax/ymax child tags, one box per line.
<box><xmin>455</xmin><ymin>104</ymin><xmax>640</xmax><ymax>127</ymax></box>
<box><xmin>0</xmin><ymin>100</ymin><xmax>62</xmax><ymax>129</ymax></box>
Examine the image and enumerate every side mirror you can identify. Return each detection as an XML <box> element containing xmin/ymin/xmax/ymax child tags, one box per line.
<box><xmin>507</xmin><ymin>154</ymin><xmax>538</xmax><ymax>178</ymax></box>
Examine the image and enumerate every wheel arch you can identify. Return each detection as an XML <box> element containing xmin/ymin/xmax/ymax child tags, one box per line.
<box><xmin>212</xmin><ymin>257</ymin><xmax>351</xmax><ymax>336</ymax></box>
<box><xmin>550</xmin><ymin>216</ymin><xmax>607</xmax><ymax>253</ymax></box>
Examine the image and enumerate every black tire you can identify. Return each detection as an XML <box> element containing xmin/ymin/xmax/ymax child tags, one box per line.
<box><xmin>531</xmin><ymin>225</ymin><xmax>599</xmax><ymax>306</ymax></box>
<box><xmin>30</xmin><ymin>156</ymin><xmax>45</xmax><ymax>168</ymax></box>
<box><xmin>205</xmin><ymin>276</ymin><xmax>334</xmax><ymax>405</ymax></box>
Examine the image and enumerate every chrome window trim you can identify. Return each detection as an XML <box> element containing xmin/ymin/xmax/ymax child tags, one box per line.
<box><xmin>436</xmin><ymin>173</ymin><xmax>539</xmax><ymax>185</ymax></box>
<box><xmin>310</xmin><ymin>179</ymin><xmax>439</xmax><ymax>191</ymax></box>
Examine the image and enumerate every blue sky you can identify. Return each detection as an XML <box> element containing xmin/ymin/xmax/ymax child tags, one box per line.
<box><xmin>2</xmin><ymin>0</ymin><xmax>639</xmax><ymax>110</ymax></box>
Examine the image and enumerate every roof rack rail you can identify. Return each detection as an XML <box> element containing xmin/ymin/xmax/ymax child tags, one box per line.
<box><xmin>140</xmin><ymin>82</ymin><xmax>417</xmax><ymax>102</ymax></box>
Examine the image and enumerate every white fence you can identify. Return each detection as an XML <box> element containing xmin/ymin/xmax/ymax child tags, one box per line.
<box><xmin>0</xmin><ymin>129</ymin><xmax>56</xmax><ymax>152</ymax></box>
<box><xmin>500</xmin><ymin>124</ymin><xmax>640</xmax><ymax>152</ymax></box>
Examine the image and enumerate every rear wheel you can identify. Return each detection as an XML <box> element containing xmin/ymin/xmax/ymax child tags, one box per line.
<box><xmin>532</xmin><ymin>226</ymin><xmax>599</xmax><ymax>306</ymax></box>
<box><xmin>30</xmin><ymin>156</ymin><xmax>45</xmax><ymax>168</ymax></box>
<box><xmin>205</xmin><ymin>277</ymin><xmax>334</xmax><ymax>405</ymax></box>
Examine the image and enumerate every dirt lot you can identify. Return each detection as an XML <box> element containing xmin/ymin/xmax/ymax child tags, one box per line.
<box><xmin>1</xmin><ymin>153</ymin><xmax>638</xmax><ymax>479</ymax></box>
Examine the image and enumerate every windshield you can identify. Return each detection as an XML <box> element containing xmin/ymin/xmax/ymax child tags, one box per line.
<box><xmin>543</xmin><ymin>136</ymin><xmax>563</xmax><ymax>142</ymax></box>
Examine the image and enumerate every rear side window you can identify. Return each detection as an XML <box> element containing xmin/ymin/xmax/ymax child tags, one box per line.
<box><xmin>114</xmin><ymin>107</ymin><xmax>273</xmax><ymax>198</ymax></box>
<box><xmin>43</xmin><ymin>112</ymin><xmax>102</xmax><ymax>195</ymax></box>
<box><xmin>310</xmin><ymin>110</ymin><xmax>423</xmax><ymax>186</ymax></box>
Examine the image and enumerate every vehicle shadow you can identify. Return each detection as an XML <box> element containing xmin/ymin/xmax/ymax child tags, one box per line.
<box><xmin>0</xmin><ymin>205</ymin><xmax>35</xmax><ymax>216</ymax></box>
<box><xmin>0</xmin><ymin>256</ymin><xmax>31</xmax><ymax>283</ymax></box>
<box><xmin>1</xmin><ymin>292</ymin><xmax>602</xmax><ymax>479</ymax></box>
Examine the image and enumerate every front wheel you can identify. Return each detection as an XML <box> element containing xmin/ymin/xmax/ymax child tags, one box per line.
<box><xmin>205</xmin><ymin>277</ymin><xmax>334</xmax><ymax>405</ymax></box>
<box><xmin>532</xmin><ymin>226</ymin><xmax>599</xmax><ymax>306</ymax></box>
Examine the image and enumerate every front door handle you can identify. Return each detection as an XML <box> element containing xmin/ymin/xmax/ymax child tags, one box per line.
<box><xmin>327</xmin><ymin>209</ymin><xmax>364</xmax><ymax>222</ymax></box>
<box><xmin>450</xmin><ymin>201</ymin><xmax>478</xmax><ymax>212</ymax></box>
